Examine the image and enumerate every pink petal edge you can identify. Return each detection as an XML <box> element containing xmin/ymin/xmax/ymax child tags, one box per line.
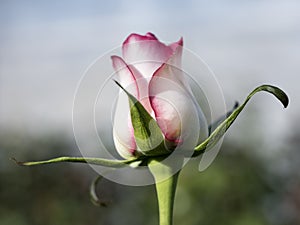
<box><xmin>111</xmin><ymin>55</ymin><xmax>140</xmax><ymax>157</ymax></box>
<box><xmin>123</xmin><ymin>32</ymin><xmax>158</xmax><ymax>45</ymax></box>
<box><xmin>111</xmin><ymin>55</ymin><xmax>140</xmax><ymax>99</ymax></box>
<box><xmin>122</xmin><ymin>33</ymin><xmax>183</xmax><ymax>80</ymax></box>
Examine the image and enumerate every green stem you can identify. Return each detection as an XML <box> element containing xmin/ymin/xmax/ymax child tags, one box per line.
<box><xmin>149</xmin><ymin>158</ymin><xmax>182</xmax><ymax>225</ymax></box>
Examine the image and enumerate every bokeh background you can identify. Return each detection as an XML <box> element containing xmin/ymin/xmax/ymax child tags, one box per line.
<box><xmin>1</xmin><ymin>0</ymin><xmax>299</xmax><ymax>224</ymax></box>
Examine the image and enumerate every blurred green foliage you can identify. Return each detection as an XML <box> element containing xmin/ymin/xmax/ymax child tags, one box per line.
<box><xmin>0</xmin><ymin>131</ymin><xmax>299</xmax><ymax>225</ymax></box>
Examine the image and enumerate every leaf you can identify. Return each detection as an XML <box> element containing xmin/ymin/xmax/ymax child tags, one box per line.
<box><xmin>114</xmin><ymin>80</ymin><xmax>168</xmax><ymax>156</ymax></box>
<box><xmin>11</xmin><ymin>156</ymin><xmax>137</xmax><ymax>167</ymax></box>
<box><xmin>193</xmin><ymin>84</ymin><xmax>289</xmax><ymax>156</ymax></box>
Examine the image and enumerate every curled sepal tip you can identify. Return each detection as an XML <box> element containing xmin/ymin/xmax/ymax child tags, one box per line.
<box><xmin>193</xmin><ymin>84</ymin><xmax>289</xmax><ymax>156</ymax></box>
<box><xmin>90</xmin><ymin>175</ymin><xmax>108</xmax><ymax>207</ymax></box>
<box><xmin>254</xmin><ymin>85</ymin><xmax>289</xmax><ymax>108</ymax></box>
<box><xmin>11</xmin><ymin>156</ymin><xmax>137</xmax><ymax>168</ymax></box>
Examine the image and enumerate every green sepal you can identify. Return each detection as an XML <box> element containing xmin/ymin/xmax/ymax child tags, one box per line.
<box><xmin>11</xmin><ymin>156</ymin><xmax>137</xmax><ymax>167</ymax></box>
<box><xmin>193</xmin><ymin>84</ymin><xmax>289</xmax><ymax>156</ymax></box>
<box><xmin>90</xmin><ymin>175</ymin><xmax>108</xmax><ymax>207</ymax></box>
<box><xmin>115</xmin><ymin>80</ymin><xmax>168</xmax><ymax>156</ymax></box>
<box><xmin>208</xmin><ymin>101</ymin><xmax>239</xmax><ymax>135</ymax></box>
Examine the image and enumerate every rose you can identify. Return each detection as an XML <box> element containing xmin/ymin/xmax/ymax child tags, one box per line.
<box><xmin>15</xmin><ymin>31</ymin><xmax>289</xmax><ymax>225</ymax></box>
<box><xmin>111</xmin><ymin>32</ymin><xmax>208</xmax><ymax>159</ymax></box>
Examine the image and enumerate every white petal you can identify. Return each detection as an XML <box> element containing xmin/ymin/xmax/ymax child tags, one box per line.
<box><xmin>122</xmin><ymin>33</ymin><xmax>182</xmax><ymax>78</ymax></box>
<box><xmin>149</xmin><ymin>50</ymin><xmax>208</xmax><ymax>150</ymax></box>
<box><xmin>111</xmin><ymin>56</ymin><xmax>139</xmax><ymax>158</ymax></box>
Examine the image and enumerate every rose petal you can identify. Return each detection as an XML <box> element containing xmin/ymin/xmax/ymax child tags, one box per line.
<box><xmin>111</xmin><ymin>55</ymin><xmax>140</xmax><ymax>99</ymax></box>
<box><xmin>111</xmin><ymin>55</ymin><xmax>152</xmax><ymax>114</ymax></box>
<box><xmin>168</xmin><ymin>37</ymin><xmax>183</xmax><ymax>52</ymax></box>
<box><xmin>123</xmin><ymin>32</ymin><xmax>158</xmax><ymax>44</ymax></box>
<box><xmin>113</xmin><ymin>91</ymin><xmax>137</xmax><ymax>158</ymax></box>
<box><xmin>111</xmin><ymin>56</ymin><xmax>140</xmax><ymax>158</ymax></box>
<box><xmin>149</xmin><ymin>46</ymin><xmax>208</xmax><ymax>149</ymax></box>
<box><xmin>122</xmin><ymin>33</ymin><xmax>182</xmax><ymax>79</ymax></box>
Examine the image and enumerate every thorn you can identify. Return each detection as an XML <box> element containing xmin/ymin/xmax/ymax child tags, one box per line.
<box><xmin>234</xmin><ymin>101</ymin><xmax>239</xmax><ymax>109</ymax></box>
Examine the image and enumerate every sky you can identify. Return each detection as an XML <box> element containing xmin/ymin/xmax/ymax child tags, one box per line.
<box><xmin>0</xmin><ymin>0</ymin><xmax>299</xmax><ymax>149</ymax></box>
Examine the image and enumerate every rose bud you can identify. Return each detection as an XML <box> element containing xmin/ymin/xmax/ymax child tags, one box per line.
<box><xmin>112</xmin><ymin>32</ymin><xmax>208</xmax><ymax>159</ymax></box>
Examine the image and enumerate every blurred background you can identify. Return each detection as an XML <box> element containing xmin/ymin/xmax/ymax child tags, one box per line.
<box><xmin>0</xmin><ymin>0</ymin><xmax>299</xmax><ymax>224</ymax></box>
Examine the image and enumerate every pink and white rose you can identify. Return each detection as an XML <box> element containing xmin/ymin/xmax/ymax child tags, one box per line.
<box><xmin>112</xmin><ymin>32</ymin><xmax>208</xmax><ymax>159</ymax></box>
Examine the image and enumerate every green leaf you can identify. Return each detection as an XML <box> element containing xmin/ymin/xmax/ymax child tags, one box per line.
<box><xmin>115</xmin><ymin>80</ymin><xmax>168</xmax><ymax>156</ymax></box>
<box><xmin>11</xmin><ymin>156</ymin><xmax>136</xmax><ymax>167</ymax></box>
<box><xmin>193</xmin><ymin>84</ymin><xmax>289</xmax><ymax>156</ymax></box>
